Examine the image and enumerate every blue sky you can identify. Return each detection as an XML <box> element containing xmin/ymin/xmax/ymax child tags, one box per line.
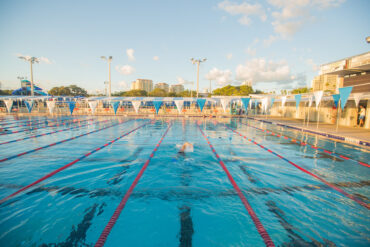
<box><xmin>0</xmin><ymin>0</ymin><xmax>369</xmax><ymax>94</ymax></box>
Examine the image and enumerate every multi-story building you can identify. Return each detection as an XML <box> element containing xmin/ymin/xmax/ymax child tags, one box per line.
<box><xmin>154</xmin><ymin>82</ymin><xmax>169</xmax><ymax>92</ymax></box>
<box><xmin>242</xmin><ymin>80</ymin><xmax>252</xmax><ymax>87</ymax></box>
<box><xmin>131</xmin><ymin>79</ymin><xmax>153</xmax><ymax>92</ymax></box>
<box><xmin>319</xmin><ymin>51</ymin><xmax>370</xmax><ymax>93</ymax></box>
<box><xmin>169</xmin><ymin>84</ymin><xmax>184</xmax><ymax>94</ymax></box>
<box><xmin>311</xmin><ymin>74</ymin><xmax>338</xmax><ymax>93</ymax></box>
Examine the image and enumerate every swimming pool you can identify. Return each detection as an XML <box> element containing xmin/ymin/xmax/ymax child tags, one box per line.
<box><xmin>0</xmin><ymin>116</ymin><xmax>369</xmax><ymax>246</ymax></box>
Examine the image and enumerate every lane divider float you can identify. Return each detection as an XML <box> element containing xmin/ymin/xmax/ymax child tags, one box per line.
<box><xmin>0</xmin><ymin>119</ymin><xmax>111</xmax><ymax>146</ymax></box>
<box><xmin>0</xmin><ymin>119</ymin><xmax>133</xmax><ymax>163</ymax></box>
<box><xmin>0</xmin><ymin>117</ymin><xmax>50</xmax><ymax>126</ymax></box>
<box><xmin>0</xmin><ymin>118</ymin><xmax>94</xmax><ymax>136</ymax></box>
<box><xmin>3</xmin><ymin>116</ymin><xmax>80</xmax><ymax>130</ymax></box>
<box><xmin>0</xmin><ymin>120</ymin><xmax>150</xmax><ymax>205</ymax></box>
<box><xmin>225</xmin><ymin>124</ymin><xmax>370</xmax><ymax>210</ymax></box>
<box><xmin>197</xmin><ymin>125</ymin><xmax>275</xmax><ymax>247</ymax></box>
<box><xmin>242</xmin><ymin>122</ymin><xmax>370</xmax><ymax>168</ymax></box>
<box><xmin>95</xmin><ymin>122</ymin><xmax>172</xmax><ymax>247</ymax></box>
<box><xmin>0</xmin><ymin>116</ymin><xmax>80</xmax><ymax>127</ymax></box>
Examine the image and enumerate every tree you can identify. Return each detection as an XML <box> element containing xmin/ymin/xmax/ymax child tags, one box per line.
<box><xmin>148</xmin><ymin>88</ymin><xmax>167</xmax><ymax>97</ymax></box>
<box><xmin>254</xmin><ymin>89</ymin><xmax>264</xmax><ymax>94</ymax></box>
<box><xmin>69</xmin><ymin>85</ymin><xmax>88</xmax><ymax>97</ymax></box>
<box><xmin>0</xmin><ymin>89</ymin><xmax>13</xmax><ymax>95</ymax></box>
<box><xmin>49</xmin><ymin>86</ymin><xmax>71</xmax><ymax>96</ymax></box>
<box><xmin>124</xmin><ymin>90</ymin><xmax>148</xmax><ymax>96</ymax></box>
<box><xmin>168</xmin><ymin>92</ymin><xmax>177</xmax><ymax>97</ymax></box>
<box><xmin>212</xmin><ymin>85</ymin><xmax>254</xmax><ymax>96</ymax></box>
<box><xmin>48</xmin><ymin>85</ymin><xmax>88</xmax><ymax>96</ymax></box>
<box><xmin>177</xmin><ymin>90</ymin><xmax>196</xmax><ymax>97</ymax></box>
<box><xmin>291</xmin><ymin>87</ymin><xmax>311</xmax><ymax>94</ymax></box>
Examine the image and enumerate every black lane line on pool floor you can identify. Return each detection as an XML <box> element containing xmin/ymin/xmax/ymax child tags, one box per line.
<box><xmin>224</xmin><ymin>124</ymin><xmax>370</xmax><ymax>210</ymax></box>
<box><xmin>0</xmin><ymin>121</ymin><xmax>151</xmax><ymax>205</ymax></box>
<box><xmin>0</xmin><ymin>119</ymin><xmax>132</xmax><ymax>163</ymax></box>
<box><xmin>240</xmin><ymin>121</ymin><xmax>370</xmax><ymax>168</ymax></box>
<box><xmin>95</xmin><ymin>122</ymin><xmax>172</xmax><ymax>247</ymax></box>
<box><xmin>266</xmin><ymin>201</ymin><xmax>337</xmax><ymax>246</ymax></box>
<box><xmin>0</xmin><ymin>118</ymin><xmax>112</xmax><ymax>145</ymax></box>
<box><xmin>1</xmin><ymin>180</ymin><xmax>369</xmax><ymax>207</ymax></box>
<box><xmin>197</xmin><ymin>124</ymin><xmax>275</xmax><ymax>247</ymax></box>
<box><xmin>175</xmin><ymin>150</ymin><xmax>195</xmax><ymax>247</ymax></box>
<box><xmin>0</xmin><ymin>117</ymin><xmax>95</xmax><ymax>136</ymax></box>
<box><xmin>39</xmin><ymin>202</ymin><xmax>106</xmax><ymax>247</ymax></box>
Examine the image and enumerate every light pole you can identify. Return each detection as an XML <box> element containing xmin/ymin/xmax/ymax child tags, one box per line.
<box><xmin>191</xmin><ymin>58</ymin><xmax>206</xmax><ymax>98</ymax></box>
<box><xmin>101</xmin><ymin>56</ymin><xmax>112</xmax><ymax>98</ymax></box>
<box><xmin>18</xmin><ymin>56</ymin><xmax>39</xmax><ymax>96</ymax></box>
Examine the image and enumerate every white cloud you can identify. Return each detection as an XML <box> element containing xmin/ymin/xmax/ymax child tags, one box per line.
<box><xmin>272</xmin><ymin>20</ymin><xmax>303</xmax><ymax>38</ymax></box>
<box><xmin>39</xmin><ymin>57</ymin><xmax>53</xmax><ymax>64</ymax></box>
<box><xmin>118</xmin><ymin>80</ymin><xmax>130</xmax><ymax>90</ymax></box>
<box><xmin>236</xmin><ymin>58</ymin><xmax>295</xmax><ymax>85</ymax></box>
<box><xmin>177</xmin><ymin>77</ymin><xmax>194</xmax><ymax>85</ymax></box>
<box><xmin>126</xmin><ymin>48</ymin><xmax>135</xmax><ymax>61</ymax></box>
<box><xmin>115</xmin><ymin>65</ymin><xmax>135</xmax><ymax>75</ymax></box>
<box><xmin>267</xmin><ymin>0</ymin><xmax>345</xmax><ymax>37</ymax></box>
<box><xmin>226</xmin><ymin>53</ymin><xmax>233</xmax><ymax>60</ymax></box>
<box><xmin>153</xmin><ymin>56</ymin><xmax>159</xmax><ymax>61</ymax></box>
<box><xmin>246</xmin><ymin>47</ymin><xmax>256</xmax><ymax>56</ymax></box>
<box><xmin>306</xmin><ymin>58</ymin><xmax>319</xmax><ymax>71</ymax></box>
<box><xmin>218</xmin><ymin>1</ymin><xmax>266</xmax><ymax>25</ymax></box>
<box><xmin>238</xmin><ymin>15</ymin><xmax>251</xmax><ymax>25</ymax></box>
<box><xmin>263</xmin><ymin>35</ymin><xmax>278</xmax><ymax>46</ymax></box>
<box><xmin>205</xmin><ymin>68</ymin><xmax>233</xmax><ymax>86</ymax></box>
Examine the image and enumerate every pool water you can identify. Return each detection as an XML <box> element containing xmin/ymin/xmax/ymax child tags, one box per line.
<box><xmin>0</xmin><ymin>116</ymin><xmax>369</xmax><ymax>246</ymax></box>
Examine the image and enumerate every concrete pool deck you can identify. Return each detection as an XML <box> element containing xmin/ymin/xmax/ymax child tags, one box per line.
<box><xmin>247</xmin><ymin>116</ymin><xmax>370</xmax><ymax>148</ymax></box>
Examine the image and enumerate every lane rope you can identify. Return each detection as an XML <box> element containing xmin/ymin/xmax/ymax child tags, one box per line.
<box><xmin>0</xmin><ymin>121</ymin><xmax>150</xmax><ymax>205</ymax></box>
<box><xmin>3</xmin><ymin>116</ymin><xmax>81</xmax><ymax>130</ymax></box>
<box><xmin>197</xmin><ymin>125</ymin><xmax>275</xmax><ymax>247</ymax></box>
<box><xmin>0</xmin><ymin>119</ymin><xmax>111</xmax><ymax>146</ymax></box>
<box><xmin>242</xmin><ymin>122</ymin><xmax>370</xmax><ymax>168</ymax></box>
<box><xmin>225</xmin><ymin>124</ymin><xmax>370</xmax><ymax>210</ymax></box>
<box><xmin>0</xmin><ymin>116</ymin><xmax>79</xmax><ymax>127</ymax></box>
<box><xmin>0</xmin><ymin>118</ymin><xmax>94</xmax><ymax>136</ymax></box>
<box><xmin>0</xmin><ymin>119</ymin><xmax>132</xmax><ymax>163</ymax></box>
<box><xmin>0</xmin><ymin>117</ymin><xmax>52</xmax><ymax>126</ymax></box>
<box><xmin>95</xmin><ymin>123</ymin><xmax>172</xmax><ymax>247</ymax></box>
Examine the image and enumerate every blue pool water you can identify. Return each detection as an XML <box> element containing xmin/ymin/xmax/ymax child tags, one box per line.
<box><xmin>0</xmin><ymin>116</ymin><xmax>369</xmax><ymax>246</ymax></box>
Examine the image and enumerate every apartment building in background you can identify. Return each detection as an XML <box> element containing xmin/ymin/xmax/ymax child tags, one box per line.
<box><xmin>131</xmin><ymin>79</ymin><xmax>153</xmax><ymax>92</ymax></box>
<box><xmin>154</xmin><ymin>82</ymin><xmax>169</xmax><ymax>92</ymax></box>
<box><xmin>169</xmin><ymin>84</ymin><xmax>184</xmax><ymax>94</ymax></box>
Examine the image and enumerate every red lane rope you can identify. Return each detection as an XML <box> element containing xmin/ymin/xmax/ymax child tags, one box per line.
<box><xmin>0</xmin><ymin>117</ymin><xmax>53</xmax><ymax>126</ymax></box>
<box><xmin>3</xmin><ymin>116</ymin><xmax>80</xmax><ymax>130</ymax></box>
<box><xmin>0</xmin><ymin>119</ymin><xmax>132</xmax><ymax>163</ymax></box>
<box><xmin>242</xmin><ymin>122</ymin><xmax>370</xmax><ymax>168</ymax></box>
<box><xmin>197</xmin><ymin>125</ymin><xmax>275</xmax><ymax>247</ymax></box>
<box><xmin>94</xmin><ymin>123</ymin><xmax>172</xmax><ymax>247</ymax></box>
<box><xmin>0</xmin><ymin>118</ymin><xmax>94</xmax><ymax>136</ymax></box>
<box><xmin>0</xmin><ymin>119</ymin><xmax>110</xmax><ymax>146</ymax></box>
<box><xmin>0</xmin><ymin>121</ymin><xmax>150</xmax><ymax>205</ymax></box>
<box><xmin>225</xmin><ymin>125</ymin><xmax>370</xmax><ymax>210</ymax></box>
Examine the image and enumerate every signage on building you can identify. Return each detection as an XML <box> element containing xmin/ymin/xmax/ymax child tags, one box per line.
<box><xmin>348</xmin><ymin>52</ymin><xmax>370</xmax><ymax>68</ymax></box>
<box><xmin>320</xmin><ymin>60</ymin><xmax>346</xmax><ymax>75</ymax></box>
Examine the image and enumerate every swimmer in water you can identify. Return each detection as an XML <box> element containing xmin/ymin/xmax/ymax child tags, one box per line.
<box><xmin>178</xmin><ymin>142</ymin><xmax>193</xmax><ymax>154</ymax></box>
